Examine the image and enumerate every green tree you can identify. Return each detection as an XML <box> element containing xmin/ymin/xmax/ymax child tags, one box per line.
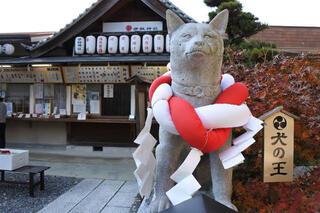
<box><xmin>204</xmin><ymin>0</ymin><xmax>233</xmax><ymax>7</ymax></box>
<box><xmin>206</xmin><ymin>0</ymin><xmax>267</xmax><ymax>45</ymax></box>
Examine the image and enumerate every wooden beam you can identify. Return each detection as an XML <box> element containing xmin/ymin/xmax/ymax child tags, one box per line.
<box><xmin>0</xmin><ymin>55</ymin><xmax>169</xmax><ymax>64</ymax></box>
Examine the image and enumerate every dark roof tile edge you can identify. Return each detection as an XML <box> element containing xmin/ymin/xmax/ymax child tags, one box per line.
<box><xmin>158</xmin><ymin>0</ymin><xmax>195</xmax><ymax>23</ymax></box>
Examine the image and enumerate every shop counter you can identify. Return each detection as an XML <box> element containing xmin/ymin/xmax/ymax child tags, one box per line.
<box><xmin>6</xmin><ymin>116</ymin><xmax>137</xmax><ymax>146</ymax></box>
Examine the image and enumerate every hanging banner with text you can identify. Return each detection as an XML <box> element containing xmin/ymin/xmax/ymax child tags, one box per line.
<box><xmin>103</xmin><ymin>21</ymin><xmax>163</xmax><ymax>32</ymax></box>
<box><xmin>263</xmin><ymin>111</ymin><xmax>294</xmax><ymax>182</ymax></box>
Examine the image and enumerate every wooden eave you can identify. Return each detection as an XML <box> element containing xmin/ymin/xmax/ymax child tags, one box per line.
<box><xmin>29</xmin><ymin>0</ymin><xmax>194</xmax><ymax>58</ymax></box>
<box><xmin>259</xmin><ymin>106</ymin><xmax>300</xmax><ymax>121</ymax></box>
<box><xmin>0</xmin><ymin>55</ymin><xmax>169</xmax><ymax>65</ymax></box>
<box><xmin>126</xmin><ymin>74</ymin><xmax>153</xmax><ymax>84</ymax></box>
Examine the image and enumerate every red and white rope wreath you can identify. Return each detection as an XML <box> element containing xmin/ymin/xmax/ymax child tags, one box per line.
<box><xmin>133</xmin><ymin>64</ymin><xmax>263</xmax><ymax>205</ymax></box>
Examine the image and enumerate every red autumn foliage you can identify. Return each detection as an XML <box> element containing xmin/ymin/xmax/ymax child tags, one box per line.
<box><xmin>232</xmin><ymin>166</ymin><xmax>320</xmax><ymax>213</ymax></box>
<box><xmin>222</xmin><ymin>53</ymin><xmax>320</xmax><ymax>212</ymax></box>
<box><xmin>223</xmin><ymin>53</ymin><xmax>320</xmax><ymax>164</ymax></box>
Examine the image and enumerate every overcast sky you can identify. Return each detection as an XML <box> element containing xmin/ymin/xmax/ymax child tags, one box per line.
<box><xmin>0</xmin><ymin>0</ymin><xmax>319</xmax><ymax>33</ymax></box>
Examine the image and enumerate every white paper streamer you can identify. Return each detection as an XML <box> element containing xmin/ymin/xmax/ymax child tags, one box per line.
<box><xmin>219</xmin><ymin>115</ymin><xmax>263</xmax><ymax>169</ymax></box>
<box><xmin>133</xmin><ymin>108</ymin><xmax>157</xmax><ymax>198</ymax></box>
<box><xmin>166</xmin><ymin>174</ymin><xmax>201</xmax><ymax>206</ymax></box>
<box><xmin>171</xmin><ymin>148</ymin><xmax>203</xmax><ymax>183</ymax></box>
<box><xmin>166</xmin><ymin>148</ymin><xmax>203</xmax><ymax>205</ymax></box>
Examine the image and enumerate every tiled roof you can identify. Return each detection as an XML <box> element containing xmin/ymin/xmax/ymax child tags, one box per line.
<box><xmin>249</xmin><ymin>26</ymin><xmax>320</xmax><ymax>53</ymax></box>
<box><xmin>30</xmin><ymin>0</ymin><xmax>195</xmax><ymax>52</ymax></box>
<box><xmin>0</xmin><ymin>32</ymin><xmax>54</xmax><ymax>37</ymax></box>
<box><xmin>158</xmin><ymin>0</ymin><xmax>195</xmax><ymax>23</ymax></box>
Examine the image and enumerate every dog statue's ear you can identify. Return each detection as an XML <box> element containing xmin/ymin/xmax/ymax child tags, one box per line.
<box><xmin>209</xmin><ymin>9</ymin><xmax>229</xmax><ymax>35</ymax></box>
<box><xmin>166</xmin><ymin>10</ymin><xmax>185</xmax><ymax>36</ymax></box>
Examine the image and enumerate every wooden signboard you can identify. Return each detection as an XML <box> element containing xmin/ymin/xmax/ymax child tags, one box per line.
<box><xmin>0</xmin><ymin>67</ymin><xmax>63</xmax><ymax>83</ymax></box>
<box><xmin>45</xmin><ymin>69</ymin><xmax>63</xmax><ymax>83</ymax></box>
<box><xmin>131</xmin><ymin>66</ymin><xmax>167</xmax><ymax>81</ymax></box>
<box><xmin>103</xmin><ymin>21</ymin><xmax>163</xmax><ymax>32</ymax></box>
<box><xmin>62</xmin><ymin>66</ymin><xmax>79</xmax><ymax>83</ymax></box>
<box><xmin>261</xmin><ymin>107</ymin><xmax>296</xmax><ymax>182</ymax></box>
<box><xmin>62</xmin><ymin>66</ymin><xmax>129</xmax><ymax>83</ymax></box>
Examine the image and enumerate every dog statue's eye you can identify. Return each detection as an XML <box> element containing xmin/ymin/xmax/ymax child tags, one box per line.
<box><xmin>204</xmin><ymin>34</ymin><xmax>213</xmax><ymax>39</ymax></box>
<box><xmin>182</xmin><ymin>34</ymin><xmax>192</xmax><ymax>39</ymax></box>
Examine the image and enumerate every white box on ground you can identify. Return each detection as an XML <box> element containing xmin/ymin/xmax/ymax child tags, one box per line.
<box><xmin>0</xmin><ymin>149</ymin><xmax>29</xmax><ymax>170</ymax></box>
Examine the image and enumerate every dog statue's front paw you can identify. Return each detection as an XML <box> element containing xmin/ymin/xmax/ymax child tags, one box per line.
<box><xmin>215</xmin><ymin>198</ymin><xmax>238</xmax><ymax>212</ymax></box>
<box><xmin>149</xmin><ymin>195</ymin><xmax>172</xmax><ymax>213</ymax></box>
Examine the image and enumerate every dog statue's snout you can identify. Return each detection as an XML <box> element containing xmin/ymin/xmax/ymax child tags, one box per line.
<box><xmin>194</xmin><ymin>40</ymin><xmax>205</xmax><ymax>47</ymax></box>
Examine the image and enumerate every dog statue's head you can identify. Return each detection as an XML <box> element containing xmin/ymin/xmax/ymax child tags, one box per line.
<box><xmin>166</xmin><ymin>9</ymin><xmax>228</xmax><ymax>87</ymax></box>
<box><xmin>167</xmin><ymin>9</ymin><xmax>228</xmax><ymax>64</ymax></box>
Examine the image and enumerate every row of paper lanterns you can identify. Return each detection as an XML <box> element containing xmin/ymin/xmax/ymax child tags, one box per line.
<box><xmin>0</xmin><ymin>44</ymin><xmax>15</xmax><ymax>55</ymax></box>
<box><xmin>74</xmin><ymin>34</ymin><xmax>170</xmax><ymax>55</ymax></box>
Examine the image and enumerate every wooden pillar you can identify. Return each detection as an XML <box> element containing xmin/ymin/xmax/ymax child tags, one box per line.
<box><xmin>29</xmin><ymin>85</ymin><xmax>34</xmax><ymax>114</ymax></box>
<box><xmin>135</xmin><ymin>83</ymin><xmax>147</xmax><ymax>134</ymax></box>
<box><xmin>129</xmin><ymin>85</ymin><xmax>136</xmax><ymax>120</ymax></box>
<box><xmin>66</xmin><ymin>86</ymin><xmax>71</xmax><ymax>115</ymax></box>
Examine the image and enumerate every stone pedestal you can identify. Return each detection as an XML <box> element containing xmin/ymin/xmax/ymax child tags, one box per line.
<box><xmin>161</xmin><ymin>194</ymin><xmax>237</xmax><ymax>213</ymax></box>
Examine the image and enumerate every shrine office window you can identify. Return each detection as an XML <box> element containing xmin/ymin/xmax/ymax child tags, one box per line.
<box><xmin>71</xmin><ymin>84</ymin><xmax>101</xmax><ymax>115</ymax></box>
<box><xmin>86</xmin><ymin>84</ymin><xmax>101</xmax><ymax>114</ymax></box>
<box><xmin>34</xmin><ymin>84</ymin><xmax>66</xmax><ymax>114</ymax></box>
<box><xmin>101</xmin><ymin>84</ymin><xmax>130</xmax><ymax>116</ymax></box>
<box><xmin>6</xmin><ymin>84</ymin><xmax>30</xmax><ymax>113</ymax></box>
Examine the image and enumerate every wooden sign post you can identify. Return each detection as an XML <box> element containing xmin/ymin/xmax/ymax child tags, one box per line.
<box><xmin>260</xmin><ymin>106</ymin><xmax>299</xmax><ymax>182</ymax></box>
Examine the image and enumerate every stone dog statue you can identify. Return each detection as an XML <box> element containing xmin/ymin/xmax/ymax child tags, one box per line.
<box><xmin>138</xmin><ymin>9</ymin><xmax>237</xmax><ymax>212</ymax></box>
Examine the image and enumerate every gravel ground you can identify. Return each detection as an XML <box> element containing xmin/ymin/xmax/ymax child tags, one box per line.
<box><xmin>0</xmin><ymin>173</ymin><xmax>82</xmax><ymax>213</ymax></box>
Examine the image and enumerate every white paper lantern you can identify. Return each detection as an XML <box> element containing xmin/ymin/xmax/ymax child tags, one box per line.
<box><xmin>119</xmin><ymin>35</ymin><xmax>129</xmax><ymax>54</ymax></box>
<box><xmin>130</xmin><ymin>35</ymin><xmax>141</xmax><ymax>53</ymax></box>
<box><xmin>142</xmin><ymin>34</ymin><xmax>153</xmax><ymax>53</ymax></box>
<box><xmin>86</xmin><ymin>35</ymin><xmax>96</xmax><ymax>54</ymax></box>
<box><xmin>74</xmin><ymin>37</ymin><xmax>85</xmax><ymax>54</ymax></box>
<box><xmin>97</xmin><ymin>36</ymin><xmax>107</xmax><ymax>54</ymax></box>
<box><xmin>154</xmin><ymin>34</ymin><xmax>164</xmax><ymax>53</ymax></box>
<box><xmin>2</xmin><ymin>44</ymin><xmax>15</xmax><ymax>55</ymax></box>
<box><xmin>108</xmin><ymin>36</ymin><xmax>118</xmax><ymax>54</ymax></box>
<box><xmin>166</xmin><ymin>34</ymin><xmax>170</xmax><ymax>53</ymax></box>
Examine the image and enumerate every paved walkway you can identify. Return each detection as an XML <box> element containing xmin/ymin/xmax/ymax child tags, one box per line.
<box><xmin>38</xmin><ymin>179</ymin><xmax>138</xmax><ymax>213</ymax></box>
<box><xmin>32</xmin><ymin>158</ymin><xmax>138</xmax><ymax>213</ymax></box>
<box><xmin>30</xmin><ymin>160</ymin><xmax>136</xmax><ymax>181</ymax></box>
<box><xmin>6</xmin><ymin>144</ymin><xmax>139</xmax><ymax>213</ymax></box>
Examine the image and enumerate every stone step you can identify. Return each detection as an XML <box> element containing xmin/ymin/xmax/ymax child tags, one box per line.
<box><xmin>37</xmin><ymin>179</ymin><xmax>103</xmax><ymax>213</ymax></box>
<box><xmin>70</xmin><ymin>180</ymin><xmax>125</xmax><ymax>213</ymax></box>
